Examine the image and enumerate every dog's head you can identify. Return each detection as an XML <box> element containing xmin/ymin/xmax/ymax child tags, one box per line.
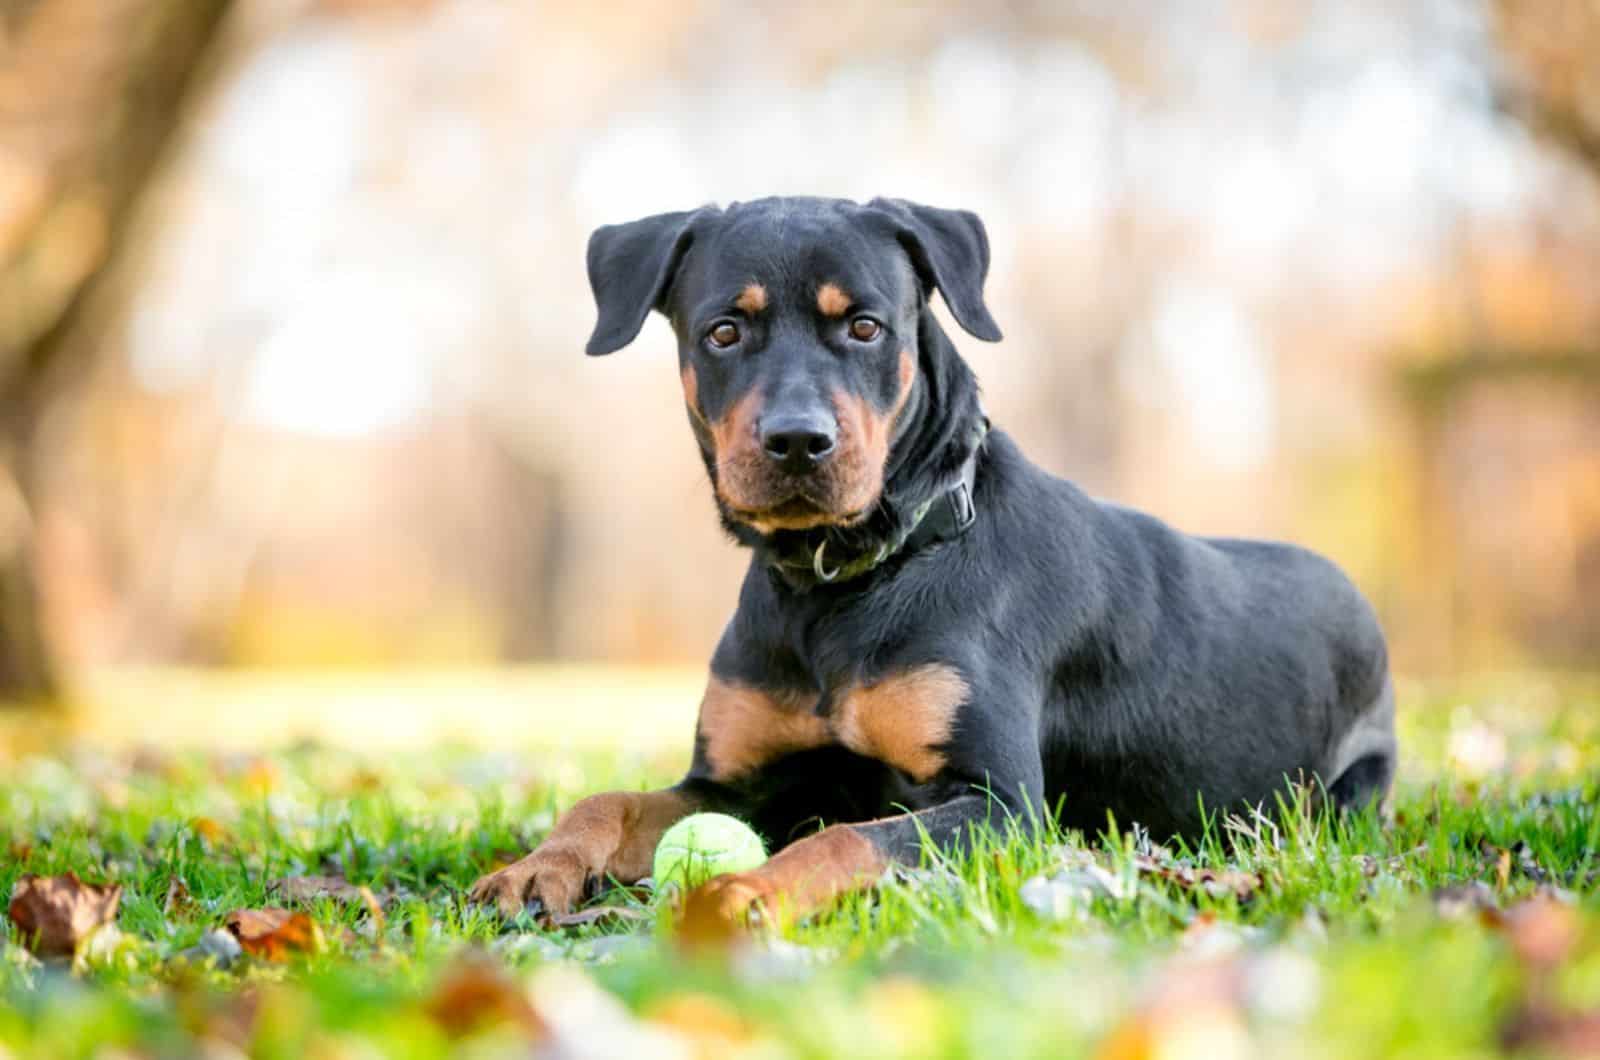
<box><xmin>585</xmin><ymin>196</ymin><xmax>1001</xmax><ymax>537</ymax></box>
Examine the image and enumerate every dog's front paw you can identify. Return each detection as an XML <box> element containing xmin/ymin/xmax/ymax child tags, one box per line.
<box><xmin>468</xmin><ymin>845</ymin><xmax>593</xmax><ymax>920</ymax></box>
<box><xmin>687</xmin><ymin>871</ymin><xmax>778</xmax><ymax>925</ymax></box>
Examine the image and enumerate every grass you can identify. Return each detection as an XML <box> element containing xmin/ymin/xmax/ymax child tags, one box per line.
<box><xmin>1</xmin><ymin>671</ymin><xmax>1598</xmax><ymax>1058</ymax></box>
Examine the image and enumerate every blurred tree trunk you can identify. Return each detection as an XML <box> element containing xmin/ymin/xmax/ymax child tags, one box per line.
<box><xmin>1493</xmin><ymin>0</ymin><xmax>1600</xmax><ymax>177</ymax></box>
<box><xmin>0</xmin><ymin>0</ymin><xmax>233</xmax><ymax>703</ymax></box>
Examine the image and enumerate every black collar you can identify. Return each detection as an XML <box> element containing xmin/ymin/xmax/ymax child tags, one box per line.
<box><xmin>765</xmin><ymin>421</ymin><xmax>987</xmax><ymax>591</ymax></box>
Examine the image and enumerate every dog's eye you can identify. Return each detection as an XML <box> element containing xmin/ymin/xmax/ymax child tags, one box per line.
<box><xmin>707</xmin><ymin>322</ymin><xmax>741</xmax><ymax>349</ymax></box>
<box><xmin>848</xmin><ymin>317</ymin><xmax>881</xmax><ymax>342</ymax></box>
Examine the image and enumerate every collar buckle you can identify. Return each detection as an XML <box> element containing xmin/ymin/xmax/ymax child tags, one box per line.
<box><xmin>950</xmin><ymin>481</ymin><xmax>975</xmax><ymax>532</ymax></box>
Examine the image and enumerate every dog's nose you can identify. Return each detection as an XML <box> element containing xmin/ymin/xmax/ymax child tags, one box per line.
<box><xmin>760</xmin><ymin>412</ymin><xmax>837</xmax><ymax>474</ymax></box>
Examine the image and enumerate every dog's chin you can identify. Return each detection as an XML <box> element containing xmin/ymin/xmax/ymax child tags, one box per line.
<box><xmin>728</xmin><ymin>495</ymin><xmax>873</xmax><ymax>537</ymax></box>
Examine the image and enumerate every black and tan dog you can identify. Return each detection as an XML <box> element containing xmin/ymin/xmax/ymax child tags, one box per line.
<box><xmin>470</xmin><ymin>196</ymin><xmax>1396</xmax><ymax>922</ymax></box>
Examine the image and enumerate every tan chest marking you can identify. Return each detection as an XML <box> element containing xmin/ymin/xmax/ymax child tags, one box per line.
<box><xmin>699</xmin><ymin>665</ymin><xmax>967</xmax><ymax>784</ymax></box>
<box><xmin>833</xmin><ymin>664</ymin><xmax>967</xmax><ymax>782</ymax></box>
<box><xmin>699</xmin><ymin>680</ymin><xmax>831</xmax><ymax>781</ymax></box>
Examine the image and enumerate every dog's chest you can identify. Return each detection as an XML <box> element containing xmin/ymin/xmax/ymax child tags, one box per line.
<box><xmin>699</xmin><ymin>665</ymin><xmax>967</xmax><ymax>784</ymax></box>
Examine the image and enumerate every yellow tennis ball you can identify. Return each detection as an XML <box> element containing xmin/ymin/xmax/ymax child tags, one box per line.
<box><xmin>653</xmin><ymin>813</ymin><xmax>767</xmax><ymax>891</ymax></box>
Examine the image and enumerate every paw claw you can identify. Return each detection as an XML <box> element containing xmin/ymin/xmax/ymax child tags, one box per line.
<box><xmin>468</xmin><ymin>847</ymin><xmax>588</xmax><ymax>921</ymax></box>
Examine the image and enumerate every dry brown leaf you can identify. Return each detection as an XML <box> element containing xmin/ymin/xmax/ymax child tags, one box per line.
<box><xmin>647</xmin><ymin>993</ymin><xmax>754</xmax><ymax>1053</ymax></box>
<box><xmin>1502</xmin><ymin>896</ymin><xmax>1580</xmax><ymax>969</ymax></box>
<box><xmin>357</xmin><ymin>886</ymin><xmax>385</xmax><ymax>940</ymax></box>
<box><xmin>189</xmin><ymin>816</ymin><xmax>228</xmax><ymax>845</ymax></box>
<box><xmin>547</xmin><ymin>905</ymin><xmax>652</xmax><ymax>929</ymax></box>
<box><xmin>424</xmin><ymin>958</ymin><xmax>547</xmax><ymax>1039</ymax></box>
<box><xmin>1433</xmin><ymin>881</ymin><xmax>1499</xmax><ymax>920</ymax></box>
<box><xmin>268</xmin><ymin>875</ymin><xmax>376</xmax><ymax>906</ymax></box>
<box><xmin>1133</xmin><ymin>854</ymin><xmax>1262</xmax><ymax>901</ymax></box>
<box><xmin>1092</xmin><ymin>956</ymin><xmax>1246</xmax><ymax>1060</ymax></box>
<box><xmin>672</xmin><ymin>885</ymin><xmax>750</xmax><ymax>956</ymax></box>
<box><xmin>240</xmin><ymin>758</ymin><xmax>280</xmax><ymax>795</ymax></box>
<box><xmin>1502</xmin><ymin>1004</ymin><xmax>1600</xmax><ymax>1056</ymax></box>
<box><xmin>223</xmin><ymin>909</ymin><xmax>323</xmax><ymax>961</ymax></box>
<box><xmin>7</xmin><ymin>872</ymin><xmax>122</xmax><ymax>958</ymax></box>
<box><xmin>164</xmin><ymin>875</ymin><xmax>202</xmax><ymax>918</ymax></box>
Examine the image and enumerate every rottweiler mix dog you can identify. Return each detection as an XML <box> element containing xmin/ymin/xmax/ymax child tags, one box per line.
<box><xmin>470</xmin><ymin>196</ymin><xmax>1396</xmax><ymax>923</ymax></box>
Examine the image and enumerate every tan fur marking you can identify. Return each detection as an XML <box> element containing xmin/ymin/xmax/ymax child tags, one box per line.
<box><xmin>681</xmin><ymin>364</ymin><xmax>704</xmax><ymax>423</ymax></box>
<box><xmin>468</xmin><ymin>787</ymin><xmax>695</xmax><ymax>915</ymax></box>
<box><xmin>687</xmin><ymin>823</ymin><xmax>888</xmax><ymax>923</ymax></box>
<box><xmin>743</xmin><ymin>510</ymin><xmax>836</xmax><ymax>535</ymax></box>
<box><xmin>698</xmin><ymin>678</ymin><xmax>830</xmax><ymax>781</ymax></box>
<box><xmin>816</xmin><ymin>282</ymin><xmax>851</xmax><ymax>317</ymax></box>
<box><xmin>735</xmin><ymin>283</ymin><xmax>768</xmax><ymax>314</ymax></box>
<box><xmin>709</xmin><ymin>387</ymin><xmax>764</xmax><ymax>508</ymax></box>
<box><xmin>834</xmin><ymin>664</ymin><xmax>968</xmax><ymax>782</ymax></box>
<box><xmin>755</xmin><ymin>825</ymin><xmax>887</xmax><ymax>908</ymax></box>
<box><xmin>895</xmin><ymin>348</ymin><xmax>915</xmax><ymax>402</ymax></box>
<box><xmin>554</xmin><ymin>789</ymin><xmax>695</xmax><ymax>881</ymax></box>
<box><xmin>826</xmin><ymin>350</ymin><xmax>916</xmax><ymax>516</ymax></box>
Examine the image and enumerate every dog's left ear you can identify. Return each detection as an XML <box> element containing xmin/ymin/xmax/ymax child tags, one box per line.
<box><xmin>867</xmin><ymin>198</ymin><xmax>1003</xmax><ymax>342</ymax></box>
<box><xmin>585</xmin><ymin>208</ymin><xmax>706</xmax><ymax>356</ymax></box>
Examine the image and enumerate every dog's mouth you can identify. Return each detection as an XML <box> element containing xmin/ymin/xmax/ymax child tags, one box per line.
<box><xmin>729</xmin><ymin>494</ymin><xmax>872</xmax><ymax>535</ymax></box>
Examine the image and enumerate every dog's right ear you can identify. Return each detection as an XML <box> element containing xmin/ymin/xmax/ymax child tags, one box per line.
<box><xmin>585</xmin><ymin>209</ymin><xmax>705</xmax><ymax>356</ymax></box>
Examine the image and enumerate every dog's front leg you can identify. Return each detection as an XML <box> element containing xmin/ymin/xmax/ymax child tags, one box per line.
<box><xmin>470</xmin><ymin>785</ymin><xmax>709</xmax><ymax>918</ymax></box>
<box><xmin>691</xmin><ymin>790</ymin><xmax>1036</xmax><ymax>923</ymax></box>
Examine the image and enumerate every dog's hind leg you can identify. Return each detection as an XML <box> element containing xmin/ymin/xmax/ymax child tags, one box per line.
<box><xmin>1324</xmin><ymin>676</ymin><xmax>1397</xmax><ymax>812</ymax></box>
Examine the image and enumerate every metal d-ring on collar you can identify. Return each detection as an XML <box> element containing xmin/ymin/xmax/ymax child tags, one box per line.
<box><xmin>778</xmin><ymin>418</ymin><xmax>989</xmax><ymax>588</ymax></box>
<box><xmin>813</xmin><ymin>538</ymin><xmax>840</xmax><ymax>583</ymax></box>
<box><xmin>813</xmin><ymin>537</ymin><xmax>890</xmax><ymax>583</ymax></box>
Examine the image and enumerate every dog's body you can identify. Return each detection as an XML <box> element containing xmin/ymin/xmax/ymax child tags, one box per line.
<box><xmin>471</xmin><ymin>197</ymin><xmax>1395</xmax><ymax>921</ymax></box>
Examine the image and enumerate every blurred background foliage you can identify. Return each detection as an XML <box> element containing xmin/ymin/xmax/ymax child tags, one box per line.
<box><xmin>0</xmin><ymin>0</ymin><xmax>1597</xmax><ymax>713</ymax></box>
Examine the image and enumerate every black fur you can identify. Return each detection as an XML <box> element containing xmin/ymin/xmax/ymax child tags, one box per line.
<box><xmin>586</xmin><ymin>196</ymin><xmax>1396</xmax><ymax>860</ymax></box>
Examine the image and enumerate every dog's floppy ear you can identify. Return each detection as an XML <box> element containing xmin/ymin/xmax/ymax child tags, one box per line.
<box><xmin>585</xmin><ymin>209</ymin><xmax>704</xmax><ymax>356</ymax></box>
<box><xmin>868</xmin><ymin>198</ymin><xmax>1002</xmax><ymax>342</ymax></box>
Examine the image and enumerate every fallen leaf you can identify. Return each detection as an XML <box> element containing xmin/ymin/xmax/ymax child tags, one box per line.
<box><xmin>672</xmin><ymin>885</ymin><xmax>749</xmax><ymax>956</ymax></box>
<box><xmin>424</xmin><ymin>958</ymin><xmax>547</xmax><ymax>1039</ymax></box>
<box><xmin>343</xmin><ymin>768</ymin><xmax>385</xmax><ymax>794</ymax></box>
<box><xmin>526</xmin><ymin>966</ymin><xmax>690</xmax><ymax>1057</ymax></box>
<box><xmin>7</xmin><ymin>872</ymin><xmax>122</xmax><ymax>959</ymax></box>
<box><xmin>1093</xmin><ymin>957</ymin><xmax>1251</xmax><ymax>1060</ymax></box>
<box><xmin>547</xmin><ymin>905</ymin><xmax>652</xmax><ymax>929</ymax></box>
<box><xmin>1432</xmin><ymin>881</ymin><xmax>1498</xmax><ymax>920</ymax></box>
<box><xmin>268</xmin><ymin>875</ymin><xmax>378</xmax><ymax>906</ymax></box>
<box><xmin>1134</xmin><ymin>854</ymin><xmax>1261</xmax><ymax>901</ymax></box>
<box><xmin>1502</xmin><ymin>1004</ymin><xmax>1600</xmax><ymax>1056</ymax></box>
<box><xmin>189</xmin><ymin>817</ymin><xmax>228</xmax><ymax>845</ymax></box>
<box><xmin>240</xmin><ymin>758</ymin><xmax>280</xmax><ymax>795</ymax></box>
<box><xmin>223</xmin><ymin>909</ymin><xmax>322</xmax><ymax>961</ymax></box>
<box><xmin>165</xmin><ymin>876</ymin><xmax>202</xmax><ymax>918</ymax></box>
<box><xmin>647</xmin><ymin>992</ymin><xmax>754</xmax><ymax>1053</ymax></box>
<box><xmin>1502</xmin><ymin>896</ymin><xmax>1580</xmax><ymax>970</ymax></box>
<box><xmin>357</xmin><ymin>886</ymin><xmax>385</xmax><ymax>940</ymax></box>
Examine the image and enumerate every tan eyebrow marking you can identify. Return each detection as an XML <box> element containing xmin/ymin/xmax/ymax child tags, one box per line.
<box><xmin>817</xmin><ymin>283</ymin><xmax>851</xmax><ymax>317</ymax></box>
<box><xmin>735</xmin><ymin>283</ymin><xmax>768</xmax><ymax>314</ymax></box>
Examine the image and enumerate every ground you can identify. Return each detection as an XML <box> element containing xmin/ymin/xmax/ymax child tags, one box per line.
<box><xmin>1</xmin><ymin>672</ymin><xmax>1597</xmax><ymax>1058</ymax></box>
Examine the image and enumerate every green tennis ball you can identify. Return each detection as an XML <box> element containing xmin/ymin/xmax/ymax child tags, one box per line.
<box><xmin>652</xmin><ymin>813</ymin><xmax>767</xmax><ymax>891</ymax></box>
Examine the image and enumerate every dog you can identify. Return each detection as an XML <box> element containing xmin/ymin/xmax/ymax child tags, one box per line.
<box><xmin>469</xmin><ymin>196</ymin><xmax>1396</xmax><ymax>923</ymax></box>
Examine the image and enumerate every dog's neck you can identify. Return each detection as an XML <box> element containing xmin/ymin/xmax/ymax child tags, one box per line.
<box><xmin>724</xmin><ymin>308</ymin><xmax>988</xmax><ymax>592</ymax></box>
